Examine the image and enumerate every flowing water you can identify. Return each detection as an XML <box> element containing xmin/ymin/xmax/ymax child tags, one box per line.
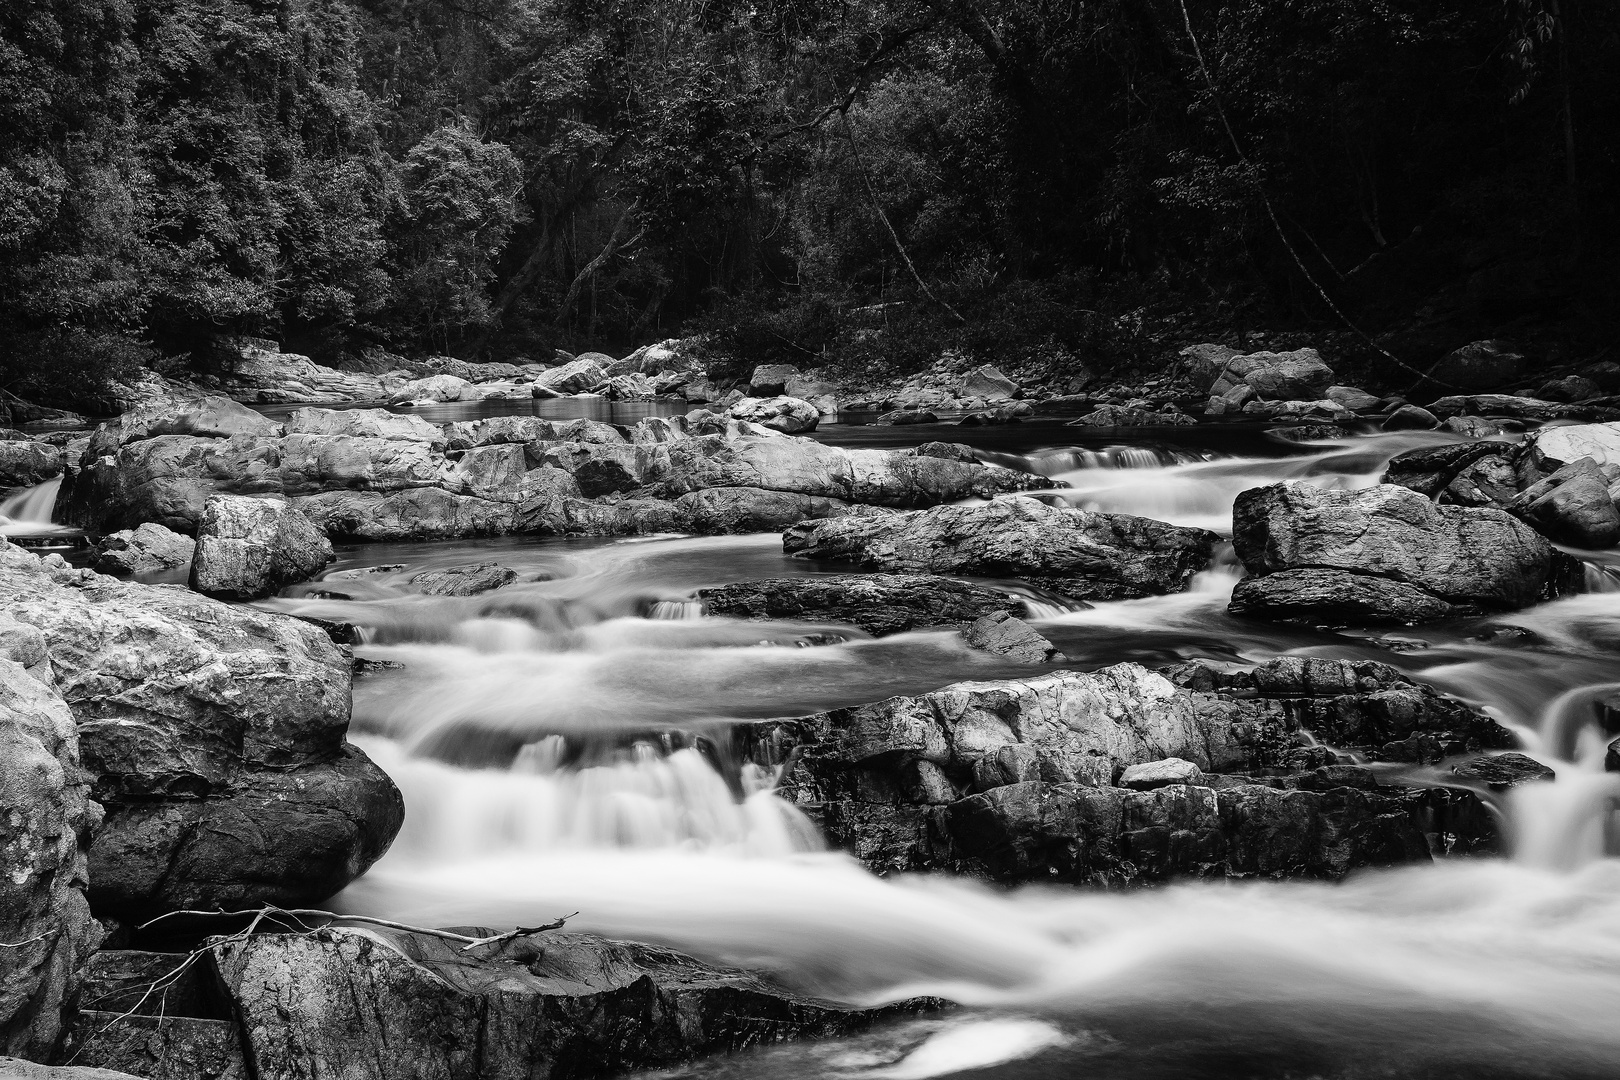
<box><xmin>0</xmin><ymin>476</ymin><xmax>75</xmax><ymax>538</ymax></box>
<box><xmin>255</xmin><ymin>424</ymin><xmax>1620</xmax><ymax>1079</ymax></box>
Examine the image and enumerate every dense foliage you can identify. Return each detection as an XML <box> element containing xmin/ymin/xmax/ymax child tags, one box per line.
<box><xmin>3</xmin><ymin>0</ymin><xmax>1616</xmax><ymax>403</ymax></box>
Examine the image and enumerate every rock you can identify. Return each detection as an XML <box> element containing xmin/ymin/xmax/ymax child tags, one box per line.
<box><xmin>1450</xmin><ymin>753</ymin><xmax>1556</xmax><ymax>790</ymax></box>
<box><xmin>1119</xmin><ymin>757</ymin><xmax>1203</xmax><ymax>790</ymax></box>
<box><xmin>673</xmin><ymin>488</ymin><xmax>875</xmax><ymax>534</ymax></box>
<box><xmin>1070</xmin><ymin>405</ymin><xmax>1195</xmax><ymax>427</ymax></box>
<box><xmin>1178</xmin><ymin>343</ymin><xmax>1242</xmax><ymax>381</ymax></box>
<box><xmin>960</xmin><ymin>611</ymin><xmax>1065</xmax><ymax>665</ymax></box>
<box><xmin>442</xmin><ymin>417</ymin><xmax>559</xmax><ymax>451</ymax></box>
<box><xmin>211</xmin><ymin>929</ymin><xmax>923</xmax><ymax>1080</ymax></box>
<box><xmin>190</xmin><ymin>495</ymin><xmax>334</xmax><ymax>600</ymax></box>
<box><xmin>1440</xmin><ymin>415</ymin><xmax>1505</xmax><ymax>438</ymax></box>
<box><xmin>0</xmin><ymin>655</ymin><xmax>98</xmax><ymax>1061</ymax></box>
<box><xmin>699</xmin><ymin>574</ymin><xmax>1021</xmax><ymax>635</ymax></box>
<box><xmin>388</xmin><ymin>374</ymin><xmax>478</xmax><ymax>404</ymax></box>
<box><xmin>1230</xmin><ymin>483</ymin><xmax>1572</xmax><ymax>625</ymax></box>
<box><xmin>747</xmin><ymin>363</ymin><xmax>799</xmax><ymax>396</ymax></box>
<box><xmin>1429</xmin><ymin>394</ymin><xmax>1616</xmax><ymax>422</ymax></box>
<box><xmin>410</xmin><ymin>563</ymin><xmax>518</xmax><ymax>596</ymax></box>
<box><xmin>960</xmin><ymin>365</ymin><xmax>1018</xmax><ymax>400</ymax></box>
<box><xmin>785</xmin><ymin>496</ymin><xmax>1218</xmax><ymax>601</ymax></box>
<box><xmin>1381</xmin><ymin>404</ymin><xmax>1439</xmax><ymax>431</ymax></box>
<box><xmin>62</xmin><ymin>1010</ymin><xmax>247</xmax><ymax>1080</ymax></box>
<box><xmin>0</xmin><ymin>1060</ymin><xmax>144</xmax><ymax>1080</ymax></box>
<box><xmin>283</xmin><ymin>407</ymin><xmax>444</xmax><ymax>447</ymax></box>
<box><xmin>1324</xmin><ymin>385</ymin><xmax>1380</xmax><ymax>411</ymax></box>
<box><xmin>0</xmin><ymin>442</ymin><xmax>63</xmax><ymax>488</ymax></box>
<box><xmin>0</xmin><ymin>540</ymin><xmax>401</xmax><ymax>921</ymax></box>
<box><xmin>95</xmin><ymin>522</ymin><xmax>196</xmax><ymax>575</ymax></box>
<box><xmin>727</xmin><ymin>396</ymin><xmax>820</xmax><ymax>434</ymax></box>
<box><xmin>1428</xmin><ymin>340</ymin><xmax>1526</xmax><ymax>392</ymax></box>
<box><xmin>1536</xmin><ymin>375</ymin><xmax>1602</xmax><ymax>403</ymax></box>
<box><xmin>958</xmin><ymin>404</ymin><xmax>1031</xmax><ymax>425</ymax></box>
<box><xmin>1209</xmin><ymin>348</ymin><xmax>1335</xmax><ymax>401</ymax></box>
<box><xmin>1528</xmin><ymin>421</ymin><xmax>1620</xmax><ymax>472</ymax></box>
<box><xmin>876</xmin><ymin>409</ymin><xmax>938</xmax><ymax>425</ymax></box>
<box><xmin>1510</xmin><ymin>458</ymin><xmax>1620</xmax><ymax>548</ymax></box>
<box><xmin>210</xmin><ymin>338</ymin><xmax>391</xmax><ymax>404</ymax></box>
<box><xmin>533</xmin><ymin>358</ymin><xmax>607</xmax><ymax>395</ymax></box>
<box><xmin>600</xmin><ymin>373</ymin><xmax>656</xmax><ymax>401</ymax></box>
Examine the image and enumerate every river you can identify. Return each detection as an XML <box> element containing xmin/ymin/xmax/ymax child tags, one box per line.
<box><xmin>12</xmin><ymin>408</ymin><xmax>1620</xmax><ymax>1077</ymax></box>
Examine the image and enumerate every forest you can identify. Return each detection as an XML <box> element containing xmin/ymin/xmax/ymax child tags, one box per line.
<box><xmin>2</xmin><ymin>0</ymin><xmax>1616</xmax><ymax>408</ymax></box>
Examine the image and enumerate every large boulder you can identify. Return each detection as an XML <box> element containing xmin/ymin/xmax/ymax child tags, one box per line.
<box><xmin>1427</xmin><ymin>340</ymin><xmax>1525</xmax><ymax>392</ymax></box>
<box><xmin>1230</xmin><ymin>483</ymin><xmax>1573</xmax><ymax>625</ymax></box>
<box><xmin>95</xmin><ymin>522</ymin><xmax>196</xmax><ymax>575</ymax></box>
<box><xmin>210</xmin><ymin>338</ymin><xmax>390</xmax><ymax>404</ymax></box>
<box><xmin>1527</xmin><ymin>421</ymin><xmax>1620</xmax><ymax>472</ymax></box>
<box><xmin>1207</xmin><ymin>348</ymin><xmax>1334</xmax><ymax>402</ymax></box>
<box><xmin>533</xmin><ymin>358</ymin><xmax>606</xmax><ymax>395</ymax></box>
<box><xmin>0</xmin><ymin>541</ymin><xmax>402</xmax><ymax>921</ymax></box>
<box><xmin>0</xmin><ymin>442</ymin><xmax>63</xmax><ymax>489</ymax></box>
<box><xmin>698</xmin><ymin>574</ymin><xmax>1023</xmax><ymax>635</ymax></box>
<box><xmin>727</xmin><ymin>395</ymin><xmax>820</xmax><ymax>434</ymax></box>
<box><xmin>784</xmin><ymin>496</ymin><xmax>1218</xmax><ymax>601</ymax></box>
<box><xmin>0</xmin><ymin>649</ymin><xmax>98</xmax><ymax>1061</ymax></box>
<box><xmin>960</xmin><ymin>365</ymin><xmax>1017</xmax><ymax>401</ymax></box>
<box><xmin>116</xmin><ymin>391</ymin><xmax>283</xmax><ymax>443</ymax></box>
<box><xmin>672</xmin><ymin>487</ymin><xmax>875</xmax><ymax>534</ymax></box>
<box><xmin>209</xmin><ymin>929</ymin><xmax>924</xmax><ymax>1080</ymax></box>
<box><xmin>189</xmin><ymin>495</ymin><xmax>334</xmax><ymax>600</ymax></box>
<box><xmin>282</xmin><ymin>407</ymin><xmax>444</xmax><ymax>448</ymax></box>
<box><xmin>747</xmin><ymin>363</ymin><xmax>798</xmax><ymax>397</ymax></box>
<box><xmin>388</xmin><ymin>374</ymin><xmax>478</xmax><ymax>404</ymax></box>
<box><xmin>1509</xmin><ymin>458</ymin><xmax>1620</xmax><ymax>549</ymax></box>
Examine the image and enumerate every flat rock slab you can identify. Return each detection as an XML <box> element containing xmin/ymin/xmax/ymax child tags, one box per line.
<box><xmin>698</xmin><ymin>574</ymin><xmax>1022</xmax><ymax>635</ymax></box>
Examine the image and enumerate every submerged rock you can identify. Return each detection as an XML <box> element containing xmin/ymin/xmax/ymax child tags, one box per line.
<box><xmin>410</xmin><ymin>563</ymin><xmax>519</xmax><ymax>596</ymax></box>
<box><xmin>699</xmin><ymin>574</ymin><xmax>1020</xmax><ymax>635</ymax></box>
<box><xmin>960</xmin><ymin>611</ymin><xmax>1065</xmax><ymax>665</ymax></box>
<box><xmin>210</xmin><ymin>929</ymin><xmax>926</xmax><ymax>1080</ymax></box>
<box><xmin>189</xmin><ymin>495</ymin><xmax>333</xmax><ymax>600</ymax></box>
<box><xmin>0</xmin><ymin>541</ymin><xmax>401</xmax><ymax>921</ymax></box>
<box><xmin>1229</xmin><ymin>483</ymin><xmax>1572</xmax><ymax>625</ymax></box>
<box><xmin>784</xmin><ymin>496</ymin><xmax>1218</xmax><ymax>601</ymax></box>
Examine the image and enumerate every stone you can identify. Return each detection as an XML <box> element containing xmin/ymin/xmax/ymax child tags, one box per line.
<box><xmin>673</xmin><ymin>488</ymin><xmax>875</xmax><ymax>534</ymax></box>
<box><xmin>1177</xmin><ymin>343</ymin><xmax>1242</xmax><ymax>381</ymax></box>
<box><xmin>0</xmin><ymin>442</ymin><xmax>63</xmax><ymax>488</ymax></box>
<box><xmin>1070</xmin><ymin>405</ymin><xmax>1195</xmax><ymax>427</ymax></box>
<box><xmin>1324</xmin><ymin>385</ymin><xmax>1380</xmax><ymax>411</ymax></box>
<box><xmin>1119</xmin><ymin>757</ymin><xmax>1203</xmax><ymax>790</ymax></box>
<box><xmin>958</xmin><ymin>403</ymin><xmax>1032</xmax><ymax>425</ymax></box>
<box><xmin>1230</xmin><ymin>483</ymin><xmax>1569</xmax><ymax>624</ymax></box>
<box><xmin>211</xmin><ymin>929</ymin><xmax>923</xmax><ymax>1080</ymax></box>
<box><xmin>960</xmin><ymin>365</ymin><xmax>1018</xmax><ymax>400</ymax></box>
<box><xmin>1510</xmin><ymin>458</ymin><xmax>1620</xmax><ymax>548</ymax></box>
<box><xmin>1529</xmin><ymin>421</ymin><xmax>1620</xmax><ymax>472</ymax></box>
<box><xmin>1536</xmin><ymin>375</ymin><xmax>1602</xmax><ymax>403</ymax></box>
<box><xmin>1209</xmin><ymin>348</ymin><xmax>1334</xmax><ymax>401</ymax></box>
<box><xmin>1429</xmin><ymin>394</ymin><xmax>1612</xmax><ymax>422</ymax></box>
<box><xmin>1428</xmin><ymin>340</ymin><xmax>1525</xmax><ymax>392</ymax></box>
<box><xmin>95</xmin><ymin>522</ymin><xmax>196</xmax><ymax>575</ymax></box>
<box><xmin>410</xmin><ymin>563</ymin><xmax>518</xmax><ymax>596</ymax></box>
<box><xmin>699</xmin><ymin>574</ymin><xmax>1021</xmax><ymax>635</ymax></box>
<box><xmin>442</xmin><ymin>417</ymin><xmax>558</xmax><ymax>451</ymax></box>
<box><xmin>876</xmin><ymin>410</ymin><xmax>938</xmax><ymax>425</ymax></box>
<box><xmin>960</xmin><ymin>611</ymin><xmax>1065</xmax><ymax>665</ymax></box>
<box><xmin>533</xmin><ymin>358</ymin><xmax>607</xmax><ymax>394</ymax></box>
<box><xmin>785</xmin><ymin>496</ymin><xmax>1218</xmax><ymax>601</ymax></box>
<box><xmin>210</xmin><ymin>338</ymin><xmax>391</xmax><ymax>404</ymax></box>
<box><xmin>0</xmin><ymin>1060</ymin><xmax>145</xmax><ymax>1080</ymax></box>
<box><xmin>1449</xmin><ymin>753</ymin><xmax>1555</xmax><ymax>790</ymax></box>
<box><xmin>1440</xmin><ymin>415</ymin><xmax>1505</xmax><ymax>438</ymax></box>
<box><xmin>727</xmin><ymin>396</ymin><xmax>820</xmax><ymax>434</ymax></box>
<box><xmin>1381</xmin><ymin>404</ymin><xmax>1439</xmax><ymax>431</ymax></box>
<box><xmin>387</xmin><ymin>374</ymin><xmax>479</xmax><ymax>404</ymax></box>
<box><xmin>747</xmin><ymin>364</ymin><xmax>799</xmax><ymax>396</ymax></box>
<box><xmin>282</xmin><ymin>407</ymin><xmax>444</xmax><ymax>447</ymax></box>
<box><xmin>63</xmin><ymin>1012</ymin><xmax>247</xmax><ymax>1080</ymax></box>
<box><xmin>190</xmin><ymin>495</ymin><xmax>334</xmax><ymax>600</ymax></box>
<box><xmin>0</xmin><ymin>540</ymin><xmax>401</xmax><ymax>921</ymax></box>
<box><xmin>0</xmin><ymin>657</ymin><xmax>98</xmax><ymax>1061</ymax></box>
<box><xmin>117</xmin><ymin>391</ymin><xmax>284</xmax><ymax>443</ymax></box>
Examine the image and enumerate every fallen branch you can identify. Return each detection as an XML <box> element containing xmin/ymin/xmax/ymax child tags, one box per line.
<box><xmin>0</xmin><ymin>933</ymin><xmax>49</xmax><ymax>948</ymax></box>
<box><xmin>138</xmin><ymin>906</ymin><xmax>574</xmax><ymax>950</ymax></box>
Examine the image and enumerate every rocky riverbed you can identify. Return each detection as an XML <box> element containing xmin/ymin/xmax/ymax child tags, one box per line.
<box><xmin>3</xmin><ymin>337</ymin><xmax>1620</xmax><ymax>1079</ymax></box>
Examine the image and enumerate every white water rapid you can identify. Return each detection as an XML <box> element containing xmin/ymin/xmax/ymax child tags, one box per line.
<box><xmin>260</xmin><ymin>427</ymin><xmax>1620</xmax><ymax>1080</ymax></box>
<box><xmin>0</xmin><ymin>476</ymin><xmax>72</xmax><ymax>537</ymax></box>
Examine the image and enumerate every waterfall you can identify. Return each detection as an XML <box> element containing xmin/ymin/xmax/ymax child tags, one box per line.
<box><xmin>0</xmin><ymin>477</ymin><xmax>60</xmax><ymax>525</ymax></box>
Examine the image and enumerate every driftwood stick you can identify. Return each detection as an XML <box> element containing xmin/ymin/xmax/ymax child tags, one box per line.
<box><xmin>138</xmin><ymin>906</ymin><xmax>574</xmax><ymax>948</ymax></box>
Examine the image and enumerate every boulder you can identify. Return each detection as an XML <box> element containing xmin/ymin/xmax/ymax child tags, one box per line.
<box><xmin>1429</xmin><ymin>394</ymin><xmax>1617</xmax><ymax>422</ymax></box>
<box><xmin>0</xmin><ymin>1061</ymin><xmax>143</xmax><ymax>1080</ymax></box>
<box><xmin>118</xmin><ymin>392</ymin><xmax>284</xmax><ymax>443</ymax></box>
<box><xmin>1536</xmin><ymin>375</ymin><xmax>1602</xmax><ymax>403</ymax></box>
<box><xmin>1324</xmin><ymin>385</ymin><xmax>1380</xmax><ymax>412</ymax></box>
<box><xmin>672</xmin><ymin>488</ymin><xmax>874</xmax><ymax>534</ymax></box>
<box><xmin>727</xmin><ymin>396</ymin><xmax>820</xmax><ymax>434</ymax></box>
<box><xmin>410</xmin><ymin>563</ymin><xmax>518</xmax><ymax>596</ymax></box>
<box><xmin>1509</xmin><ymin>458</ymin><xmax>1620</xmax><ymax>549</ymax></box>
<box><xmin>0</xmin><ymin>442</ymin><xmax>63</xmax><ymax>488</ymax></box>
<box><xmin>876</xmin><ymin>410</ymin><xmax>938</xmax><ymax>425</ymax></box>
<box><xmin>1428</xmin><ymin>340</ymin><xmax>1525</xmax><ymax>392</ymax></box>
<box><xmin>747</xmin><ymin>363</ymin><xmax>799</xmax><ymax>397</ymax></box>
<box><xmin>960</xmin><ymin>611</ymin><xmax>1065</xmax><ymax>665</ymax></box>
<box><xmin>959</xmin><ymin>365</ymin><xmax>1017</xmax><ymax>401</ymax></box>
<box><xmin>210</xmin><ymin>929</ymin><xmax>924</xmax><ymax>1080</ymax></box>
<box><xmin>533</xmin><ymin>358</ymin><xmax>607</xmax><ymax>395</ymax></box>
<box><xmin>210</xmin><ymin>338</ymin><xmax>390</xmax><ymax>404</ymax></box>
<box><xmin>283</xmin><ymin>407</ymin><xmax>444</xmax><ymax>448</ymax></box>
<box><xmin>784</xmin><ymin>496</ymin><xmax>1218</xmax><ymax>601</ymax></box>
<box><xmin>388</xmin><ymin>374</ymin><xmax>478</xmax><ymax>404</ymax></box>
<box><xmin>1070</xmin><ymin>405</ymin><xmax>1195</xmax><ymax>427</ymax></box>
<box><xmin>190</xmin><ymin>495</ymin><xmax>334</xmax><ymax>600</ymax></box>
<box><xmin>442</xmin><ymin>416</ymin><xmax>558</xmax><ymax>451</ymax></box>
<box><xmin>1528</xmin><ymin>421</ymin><xmax>1620</xmax><ymax>472</ymax></box>
<box><xmin>0</xmin><ymin>541</ymin><xmax>402</xmax><ymax>921</ymax></box>
<box><xmin>1381</xmin><ymin>404</ymin><xmax>1439</xmax><ymax>431</ymax></box>
<box><xmin>958</xmin><ymin>404</ymin><xmax>1031</xmax><ymax>426</ymax></box>
<box><xmin>1230</xmin><ymin>483</ymin><xmax>1572</xmax><ymax>625</ymax></box>
<box><xmin>1177</xmin><ymin>343</ymin><xmax>1242</xmax><ymax>382</ymax></box>
<box><xmin>699</xmin><ymin>574</ymin><xmax>1022</xmax><ymax>636</ymax></box>
<box><xmin>95</xmin><ymin>522</ymin><xmax>196</xmax><ymax>575</ymax></box>
<box><xmin>1209</xmin><ymin>348</ymin><xmax>1335</xmax><ymax>402</ymax></box>
<box><xmin>1119</xmin><ymin>757</ymin><xmax>1203</xmax><ymax>790</ymax></box>
<box><xmin>0</xmin><ymin>653</ymin><xmax>98</xmax><ymax>1061</ymax></box>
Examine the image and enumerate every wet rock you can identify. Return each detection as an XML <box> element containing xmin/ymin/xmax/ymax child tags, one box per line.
<box><xmin>728</xmin><ymin>395</ymin><xmax>820</xmax><ymax>434</ymax></box>
<box><xmin>1510</xmin><ymin>457</ymin><xmax>1620</xmax><ymax>548</ymax></box>
<box><xmin>190</xmin><ymin>495</ymin><xmax>334</xmax><ymax>600</ymax></box>
<box><xmin>1230</xmin><ymin>483</ymin><xmax>1570</xmax><ymax>625</ymax></box>
<box><xmin>211</xmin><ymin>929</ymin><xmax>924</xmax><ymax>1080</ymax></box>
<box><xmin>1070</xmin><ymin>405</ymin><xmax>1195</xmax><ymax>427</ymax></box>
<box><xmin>95</xmin><ymin>522</ymin><xmax>195</xmax><ymax>575</ymax></box>
<box><xmin>1325</xmin><ymin>385</ymin><xmax>1380</xmax><ymax>411</ymax></box>
<box><xmin>388</xmin><ymin>374</ymin><xmax>478</xmax><ymax>404</ymax></box>
<box><xmin>1119</xmin><ymin>757</ymin><xmax>1203</xmax><ymax>789</ymax></box>
<box><xmin>747</xmin><ymin>363</ymin><xmax>798</xmax><ymax>397</ymax></box>
<box><xmin>533</xmin><ymin>357</ymin><xmax>607</xmax><ymax>395</ymax></box>
<box><xmin>1381</xmin><ymin>404</ymin><xmax>1439</xmax><ymax>431</ymax></box>
<box><xmin>699</xmin><ymin>574</ymin><xmax>1020</xmax><ymax>635</ymax></box>
<box><xmin>410</xmin><ymin>563</ymin><xmax>518</xmax><ymax>596</ymax></box>
<box><xmin>1382</xmin><ymin>441</ymin><xmax>1517</xmax><ymax>508</ymax></box>
<box><xmin>1428</xmin><ymin>340</ymin><xmax>1526</xmax><ymax>392</ymax></box>
<box><xmin>0</xmin><ymin>654</ymin><xmax>99</xmax><ymax>1061</ymax></box>
<box><xmin>958</xmin><ymin>403</ymin><xmax>1032</xmax><ymax>425</ymax></box>
<box><xmin>960</xmin><ymin>611</ymin><xmax>1065</xmax><ymax>665</ymax></box>
<box><xmin>1441</xmin><ymin>415</ymin><xmax>1507</xmax><ymax>438</ymax></box>
<box><xmin>1528</xmin><ymin>421</ymin><xmax>1620</xmax><ymax>472</ymax></box>
<box><xmin>876</xmin><ymin>409</ymin><xmax>938</xmax><ymax>425</ymax></box>
<box><xmin>0</xmin><ymin>441</ymin><xmax>63</xmax><ymax>488</ymax></box>
<box><xmin>0</xmin><ymin>1059</ymin><xmax>145</xmax><ymax>1079</ymax></box>
<box><xmin>1429</xmin><ymin>394</ymin><xmax>1618</xmax><ymax>423</ymax></box>
<box><xmin>0</xmin><ymin>541</ymin><xmax>401</xmax><ymax>921</ymax></box>
<box><xmin>960</xmin><ymin>365</ymin><xmax>1018</xmax><ymax>401</ymax></box>
<box><xmin>785</xmin><ymin>496</ymin><xmax>1218</xmax><ymax>601</ymax></box>
<box><xmin>63</xmin><ymin>1010</ymin><xmax>246</xmax><ymax>1080</ymax></box>
<box><xmin>1450</xmin><ymin>753</ymin><xmax>1555</xmax><ymax>790</ymax></box>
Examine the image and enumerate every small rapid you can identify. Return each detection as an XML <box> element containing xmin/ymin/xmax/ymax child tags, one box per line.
<box><xmin>0</xmin><ymin>476</ymin><xmax>75</xmax><ymax>538</ymax></box>
<box><xmin>258</xmin><ymin>424</ymin><xmax>1620</xmax><ymax>1079</ymax></box>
